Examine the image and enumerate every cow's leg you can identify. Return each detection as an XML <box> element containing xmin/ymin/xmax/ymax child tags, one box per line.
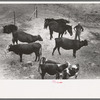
<box><xmin>19</xmin><ymin>54</ymin><xmax>22</xmax><ymax>62</ymax></box>
<box><xmin>37</xmin><ymin>53</ymin><xmax>41</xmax><ymax>61</ymax></box>
<box><xmin>56</xmin><ymin>72</ymin><xmax>60</xmax><ymax>79</ymax></box>
<box><xmin>75</xmin><ymin>32</ymin><xmax>78</xmax><ymax>40</ymax></box>
<box><xmin>35</xmin><ymin>53</ymin><xmax>38</xmax><ymax>61</ymax></box>
<box><xmin>58</xmin><ymin>47</ymin><xmax>61</xmax><ymax>55</ymax></box>
<box><xmin>12</xmin><ymin>38</ymin><xmax>15</xmax><ymax>45</ymax></box>
<box><xmin>50</xmin><ymin>29</ymin><xmax>53</xmax><ymax>40</ymax></box>
<box><xmin>75</xmin><ymin>72</ymin><xmax>78</xmax><ymax>79</ymax></box>
<box><xmin>41</xmin><ymin>71</ymin><xmax>46</xmax><ymax>79</ymax></box>
<box><xmin>52</xmin><ymin>46</ymin><xmax>57</xmax><ymax>55</ymax></box>
<box><xmin>73</xmin><ymin>49</ymin><xmax>76</xmax><ymax>58</ymax></box>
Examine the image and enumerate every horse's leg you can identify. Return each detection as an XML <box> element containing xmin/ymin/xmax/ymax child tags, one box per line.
<box><xmin>58</xmin><ymin>33</ymin><xmax>60</xmax><ymax>38</ymax></box>
<box><xmin>52</xmin><ymin>46</ymin><xmax>57</xmax><ymax>55</ymax></box>
<box><xmin>50</xmin><ymin>29</ymin><xmax>53</xmax><ymax>40</ymax></box>
<box><xmin>58</xmin><ymin>47</ymin><xmax>61</xmax><ymax>55</ymax></box>
<box><xmin>73</xmin><ymin>49</ymin><xmax>76</xmax><ymax>58</ymax></box>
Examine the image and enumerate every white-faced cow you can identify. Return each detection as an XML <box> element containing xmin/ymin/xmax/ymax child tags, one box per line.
<box><xmin>62</xmin><ymin>63</ymin><xmax>80</xmax><ymax>79</ymax></box>
<box><xmin>52</xmin><ymin>37</ymin><xmax>88</xmax><ymax>58</ymax></box>
<box><xmin>7</xmin><ymin>42</ymin><xmax>42</xmax><ymax>62</ymax></box>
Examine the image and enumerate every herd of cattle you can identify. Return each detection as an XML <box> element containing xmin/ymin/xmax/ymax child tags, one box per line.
<box><xmin>2</xmin><ymin>18</ymin><xmax>88</xmax><ymax>79</ymax></box>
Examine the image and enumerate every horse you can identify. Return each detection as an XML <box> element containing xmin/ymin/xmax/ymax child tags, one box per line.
<box><xmin>44</xmin><ymin>20</ymin><xmax>73</xmax><ymax>40</ymax></box>
<box><xmin>44</xmin><ymin>18</ymin><xmax>70</xmax><ymax>28</ymax></box>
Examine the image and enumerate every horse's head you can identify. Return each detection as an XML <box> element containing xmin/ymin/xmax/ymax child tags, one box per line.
<box><xmin>66</xmin><ymin>25</ymin><xmax>73</xmax><ymax>36</ymax></box>
<box><xmin>44</xmin><ymin>19</ymin><xmax>50</xmax><ymax>29</ymax></box>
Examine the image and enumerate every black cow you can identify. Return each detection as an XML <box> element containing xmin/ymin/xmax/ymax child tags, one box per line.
<box><xmin>52</xmin><ymin>38</ymin><xmax>88</xmax><ymax>58</ymax></box>
<box><xmin>7</xmin><ymin>43</ymin><xmax>42</xmax><ymax>62</ymax></box>
<box><xmin>3</xmin><ymin>24</ymin><xmax>18</xmax><ymax>34</ymax></box>
<box><xmin>12</xmin><ymin>30</ymin><xmax>43</xmax><ymax>44</ymax></box>
<box><xmin>62</xmin><ymin>63</ymin><xmax>79</xmax><ymax>79</ymax></box>
<box><xmin>39</xmin><ymin>57</ymin><xmax>68</xmax><ymax>79</ymax></box>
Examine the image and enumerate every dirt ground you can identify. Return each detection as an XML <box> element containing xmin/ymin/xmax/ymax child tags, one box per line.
<box><xmin>0</xmin><ymin>4</ymin><xmax>100</xmax><ymax>79</ymax></box>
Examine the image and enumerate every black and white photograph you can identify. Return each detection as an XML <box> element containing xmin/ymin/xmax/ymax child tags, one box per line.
<box><xmin>0</xmin><ymin>1</ymin><xmax>100</xmax><ymax>98</ymax></box>
<box><xmin>0</xmin><ymin>2</ymin><xmax>99</xmax><ymax>80</ymax></box>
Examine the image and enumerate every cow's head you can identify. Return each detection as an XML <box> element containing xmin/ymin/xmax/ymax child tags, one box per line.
<box><xmin>39</xmin><ymin>57</ymin><xmax>46</xmax><ymax>65</ymax></box>
<box><xmin>82</xmin><ymin>40</ymin><xmax>88</xmax><ymax>46</ymax></box>
<box><xmin>38</xmin><ymin>35</ymin><xmax>43</xmax><ymax>41</ymax></box>
<box><xmin>7</xmin><ymin>44</ymin><xmax>13</xmax><ymax>51</ymax></box>
<box><xmin>3</xmin><ymin>25</ymin><xmax>9</xmax><ymax>33</ymax></box>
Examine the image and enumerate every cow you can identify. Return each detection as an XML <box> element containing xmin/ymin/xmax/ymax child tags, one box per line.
<box><xmin>3</xmin><ymin>24</ymin><xmax>43</xmax><ymax>44</ymax></box>
<box><xmin>7</xmin><ymin>42</ymin><xmax>42</xmax><ymax>62</ymax></box>
<box><xmin>12</xmin><ymin>30</ymin><xmax>43</xmax><ymax>44</ymax></box>
<box><xmin>62</xmin><ymin>63</ymin><xmax>79</xmax><ymax>79</ymax></box>
<box><xmin>3</xmin><ymin>24</ymin><xmax>18</xmax><ymax>34</ymax></box>
<box><xmin>52</xmin><ymin>37</ymin><xmax>88</xmax><ymax>58</ymax></box>
<box><xmin>39</xmin><ymin>57</ymin><xmax>69</xmax><ymax>79</ymax></box>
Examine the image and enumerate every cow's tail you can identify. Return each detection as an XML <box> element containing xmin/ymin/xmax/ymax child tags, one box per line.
<box><xmin>38</xmin><ymin>57</ymin><xmax>42</xmax><ymax>74</ymax></box>
<box><xmin>39</xmin><ymin>46</ymin><xmax>42</xmax><ymax>59</ymax></box>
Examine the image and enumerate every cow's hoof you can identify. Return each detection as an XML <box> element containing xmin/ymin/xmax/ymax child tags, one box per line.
<box><xmin>73</xmin><ymin>55</ymin><xmax>76</xmax><ymax>58</ymax></box>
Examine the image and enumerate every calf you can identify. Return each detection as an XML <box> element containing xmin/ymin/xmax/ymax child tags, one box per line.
<box><xmin>62</xmin><ymin>63</ymin><xmax>79</xmax><ymax>79</ymax></box>
<box><xmin>12</xmin><ymin>30</ymin><xmax>43</xmax><ymax>44</ymax></box>
<box><xmin>39</xmin><ymin>57</ymin><xmax>68</xmax><ymax>79</ymax></box>
<box><xmin>7</xmin><ymin>43</ymin><xmax>42</xmax><ymax>62</ymax></box>
<box><xmin>52</xmin><ymin>38</ymin><xmax>88</xmax><ymax>58</ymax></box>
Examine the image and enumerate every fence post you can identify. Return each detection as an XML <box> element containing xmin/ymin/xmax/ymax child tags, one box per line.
<box><xmin>35</xmin><ymin>6</ymin><xmax>37</xmax><ymax>18</ymax></box>
<box><xmin>13</xmin><ymin>11</ymin><xmax>16</xmax><ymax>25</ymax></box>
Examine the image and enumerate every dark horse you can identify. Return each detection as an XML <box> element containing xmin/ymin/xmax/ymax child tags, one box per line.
<box><xmin>3</xmin><ymin>24</ymin><xmax>43</xmax><ymax>44</ymax></box>
<box><xmin>44</xmin><ymin>18</ymin><xmax>70</xmax><ymax>28</ymax></box>
<box><xmin>44</xmin><ymin>19</ymin><xmax>73</xmax><ymax>40</ymax></box>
